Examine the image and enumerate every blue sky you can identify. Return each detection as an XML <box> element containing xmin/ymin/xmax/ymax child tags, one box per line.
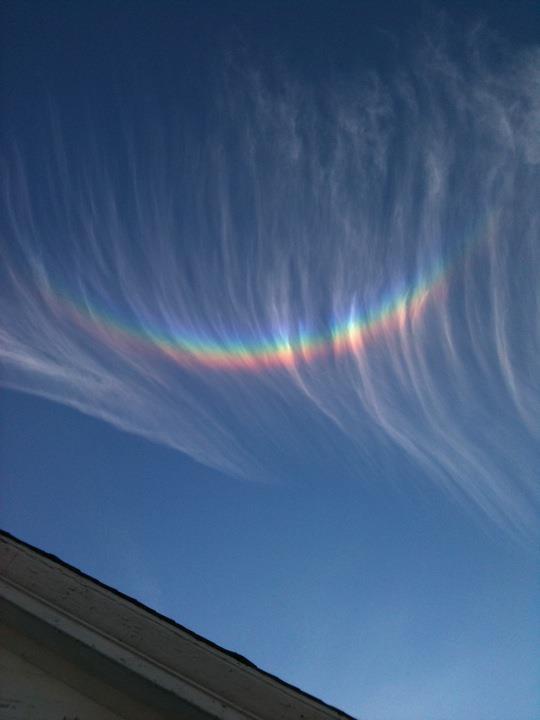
<box><xmin>1</xmin><ymin>2</ymin><xmax>539</xmax><ymax>719</ymax></box>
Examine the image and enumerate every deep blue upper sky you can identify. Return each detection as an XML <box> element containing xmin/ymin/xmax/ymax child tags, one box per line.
<box><xmin>1</xmin><ymin>3</ymin><xmax>539</xmax><ymax>719</ymax></box>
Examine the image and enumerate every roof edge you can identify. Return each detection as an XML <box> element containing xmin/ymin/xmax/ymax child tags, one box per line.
<box><xmin>0</xmin><ymin>529</ymin><xmax>357</xmax><ymax>720</ymax></box>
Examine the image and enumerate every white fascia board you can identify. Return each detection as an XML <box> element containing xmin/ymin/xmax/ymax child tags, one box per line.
<box><xmin>0</xmin><ymin>534</ymin><xmax>356</xmax><ymax>720</ymax></box>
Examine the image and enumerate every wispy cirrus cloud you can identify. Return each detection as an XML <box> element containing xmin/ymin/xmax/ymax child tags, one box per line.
<box><xmin>2</xmin><ymin>28</ymin><xmax>539</xmax><ymax>535</ymax></box>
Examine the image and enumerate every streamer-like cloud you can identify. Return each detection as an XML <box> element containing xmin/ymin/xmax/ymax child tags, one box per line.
<box><xmin>2</xmin><ymin>30</ymin><xmax>539</xmax><ymax>535</ymax></box>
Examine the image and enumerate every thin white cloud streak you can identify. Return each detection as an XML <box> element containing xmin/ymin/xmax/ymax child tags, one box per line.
<box><xmin>1</xmin><ymin>30</ymin><xmax>539</xmax><ymax>535</ymax></box>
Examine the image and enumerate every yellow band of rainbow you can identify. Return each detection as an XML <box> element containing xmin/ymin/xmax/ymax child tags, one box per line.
<box><xmin>54</xmin><ymin>259</ymin><xmax>447</xmax><ymax>372</ymax></box>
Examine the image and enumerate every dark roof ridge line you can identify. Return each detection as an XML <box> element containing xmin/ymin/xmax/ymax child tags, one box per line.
<box><xmin>0</xmin><ymin>528</ymin><xmax>357</xmax><ymax>719</ymax></box>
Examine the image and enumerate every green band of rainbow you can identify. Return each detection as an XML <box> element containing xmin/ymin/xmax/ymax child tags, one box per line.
<box><xmin>56</xmin><ymin>260</ymin><xmax>447</xmax><ymax>372</ymax></box>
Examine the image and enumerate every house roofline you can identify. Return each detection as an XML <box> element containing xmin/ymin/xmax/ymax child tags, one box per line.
<box><xmin>0</xmin><ymin>529</ymin><xmax>357</xmax><ymax>720</ymax></box>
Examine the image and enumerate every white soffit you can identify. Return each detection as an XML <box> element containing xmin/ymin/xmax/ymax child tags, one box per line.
<box><xmin>0</xmin><ymin>532</ymin><xmax>356</xmax><ymax>720</ymax></box>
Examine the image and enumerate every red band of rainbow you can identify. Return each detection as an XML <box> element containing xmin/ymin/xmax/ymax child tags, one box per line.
<box><xmin>53</xmin><ymin>259</ymin><xmax>447</xmax><ymax>372</ymax></box>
